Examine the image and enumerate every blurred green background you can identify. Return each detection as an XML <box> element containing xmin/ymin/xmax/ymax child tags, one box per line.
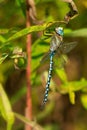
<box><xmin>0</xmin><ymin>0</ymin><xmax>87</xmax><ymax>130</ymax></box>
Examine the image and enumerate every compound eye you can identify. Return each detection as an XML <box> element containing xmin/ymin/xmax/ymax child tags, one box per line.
<box><xmin>55</xmin><ymin>27</ymin><xmax>64</xmax><ymax>36</ymax></box>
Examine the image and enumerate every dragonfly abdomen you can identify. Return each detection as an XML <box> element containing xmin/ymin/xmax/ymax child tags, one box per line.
<box><xmin>41</xmin><ymin>51</ymin><xmax>55</xmax><ymax>107</ymax></box>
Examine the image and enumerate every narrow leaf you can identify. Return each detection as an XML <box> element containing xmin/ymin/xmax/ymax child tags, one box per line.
<box><xmin>55</xmin><ymin>68</ymin><xmax>68</xmax><ymax>83</ymax></box>
<box><xmin>0</xmin><ymin>35</ymin><xmax>6</xmax><ymax>42</ymax></box>
<box><xmin>69</xmin><ymin>91</ymin><xmax>75</xmax><ymax>104</ymax></box>
<box><xmin>65</xmin><ymin>28</ymin><xmax>87</xmax><ymax>37</ymax></box>
<box><xmin>59</xmin><ymin>78</ymin><xmax>87</xmax><ymax>94</ymax></box>
<box><xmin>0</xmin><ymin>53</ymin><xmax>9</xmax><ymax>64</ymax></box>
<box><xmin>4</xmin><ymin>24</ymin><xmax>46</xmax><ymax>43</ymax></box>
<box><xmin>0</xmin><ymin>84</ymin><xmax>15</xmax><ymax>130</ymax></box>
<box><xmin>81</xmin><ymin>94</ymin><xmax>87</xmax><ymax>109</ymax></box>
<box><xmin>14</xmin><ymin>112</ymin><xmax>44</xmax><ymax>130</ymax></box>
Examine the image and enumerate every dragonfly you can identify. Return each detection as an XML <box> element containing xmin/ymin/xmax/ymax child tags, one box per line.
<box><xmin>41</xmin><ymin>26</ymin><xmax>77</xmax><ymax>108</ymax></box>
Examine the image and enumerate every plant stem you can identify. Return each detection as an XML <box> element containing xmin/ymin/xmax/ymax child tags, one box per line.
<box><xmin>25</xmin><ymin>0</ymin><xmax>32</xmax><ymax>130</ymax></box>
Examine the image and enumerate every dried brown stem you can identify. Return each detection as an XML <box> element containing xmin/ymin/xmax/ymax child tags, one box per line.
<box><xmin>62</xmin><ymin>0</ymin><xmax>78</xmax><ymax>23</ymax></box>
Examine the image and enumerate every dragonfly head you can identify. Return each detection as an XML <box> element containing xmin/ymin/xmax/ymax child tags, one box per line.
<box><xmin>55</xmin><ymin>27</ymin><xmax>64</xmax><ymax>36</ymax></box>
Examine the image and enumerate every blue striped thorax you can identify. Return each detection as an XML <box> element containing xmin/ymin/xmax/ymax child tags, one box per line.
<box><xmin>55</xmin><ymin>27</ymin><xmax>64</xmax><ymax>36</ymax></box>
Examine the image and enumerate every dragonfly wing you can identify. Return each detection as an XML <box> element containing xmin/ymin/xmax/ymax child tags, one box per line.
<box><xmin>59</xmin><ymin>42</ymin><xmax>77</xmax><ymax>54</ymax></box>
<box><xmin>54</xmin><ymin>54</ymin><xmax>68</xmax><ymax>69</ymax></box>
<box><xmin>40</xmin><ymin>51</ymin><xmax>50</xmax><ymax>64</ymax></box>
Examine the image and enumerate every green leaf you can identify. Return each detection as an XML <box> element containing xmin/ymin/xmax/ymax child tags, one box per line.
<box><xmin>0</xmin><ymin>35</ymin><xmax>6</xmax><ymax>42</ymax></box>
<box><xmin>65</xmin><ymin>28</ymin><xmax>87</xmax><ymax>37</ymax></box>
<box><xmin>44</xmin><ymin>21</ymin><xmax>66</xmax><ymax>34</ymax></box>
<box><xmin>81</xmin><ymin>94</ymin><xmax>87</xmax><ymax>109</ymax></box>
<box><xmin>64</xmin><ymin>28</ymin><xmax>72</xmax><ymax>36</ymax></box>
<box><xmin>0</xmin><ymin>53</ymin><xmax>9</xmax><ymax>64</ymax></box>
<box><xmin>0</xmin><ymin>84</ymin><xmax>15</xmax><ymax>130</ymax></box>
<box><xmin>14</xmin><ymin>112</ymin><xmax>44</xmax><ymax>130</ymax></box>
<box><xmin>69</xmin><ymin>91</ymin><xmax>75</xmax><ymax>104</ymax></box>
<box><xmin>32</xmin><ymin>37</ymin><xmax>49</xmax><ymax>57</ymax></box>
<box><xmin>57</xmin><ymin>79</ymin><xmax>87</xmax><ymax>104</ymax></box>
<box><xmin>15</xmin><ymin>0</ymin><xmax>26</xmax><ymax>16</ymax></box>
<box><xmin>59</xmin><ymin>78</ymin><xmax>87</xmax><ymax>94</ymax></box>
<box><xmin>55</xmin><ymin>68</ymin><xmax>68</xmax><ymax>83</ymax></box>
<box><xmin>0</xmin><ymin>43</ymin><xmax>13</xmax><ymax>52</ymax></box>
<box><xmin>14</xmin><ymin>112</ymin><xmax>34</xmax><ymax>126</ymax></box>
<box><xmin>31</xmin><ymin>37</ymin><xmax>50</xmax><ymax>71</ymax></box>
<box><xmin>3</xmin><ymin>24</ymin><xmax>46</xmax><ymax>43</ymax></box>
<box><xmin>1</xmin><ymin>21</ymin><xmax>66</xmax><ymax>43</ymax></box>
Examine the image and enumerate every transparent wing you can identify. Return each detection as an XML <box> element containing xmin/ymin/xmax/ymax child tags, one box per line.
<box><xmin>40</xmin><ymin>51</ymin><xmax>50</xmax><ymax>64</ymax></box>
<box><xmin>54</xmin><ymin>54</ymin><xmax>68</xmax><ymax>69</ymax></box>
<box><xmin>59</xmin><ymin>41</ymin><xmax>78</xmax><ymax>54</ymax></box>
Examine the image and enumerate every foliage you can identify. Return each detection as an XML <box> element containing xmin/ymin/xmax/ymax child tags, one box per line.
<box><xmin>0</xmin><ymin>84</ymin><xmax>14</xmax><ymax>130</ymax></box>
<box><xmin>0</xmin><ymin>0</ymin><xmax>87</xmax><ymax>130</ymax></box>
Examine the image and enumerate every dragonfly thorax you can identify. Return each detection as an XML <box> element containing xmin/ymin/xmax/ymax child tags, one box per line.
<box><xmin>50</xmin><ymin>34</ymin><xmax>63</xmax><ymax>52</ymax></box>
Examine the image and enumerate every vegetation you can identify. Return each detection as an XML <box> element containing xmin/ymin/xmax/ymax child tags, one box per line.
<box><xmin>0</xmin><ymin>0</ymin><xmax>87</xmax><ymax>130</ymax></box>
